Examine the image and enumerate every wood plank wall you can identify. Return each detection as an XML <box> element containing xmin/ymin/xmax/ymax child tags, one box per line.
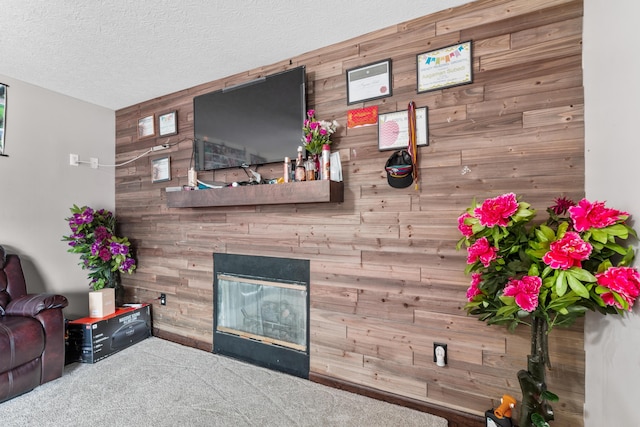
<box><xmin>115</xmin><ymin>0</ymin><xmax>585</xmax><ymax>425</ymax></box>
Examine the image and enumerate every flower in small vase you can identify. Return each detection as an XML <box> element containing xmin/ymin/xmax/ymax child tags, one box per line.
<box><xmin>302</xmin><ymin>109</ymin><xmax>339</xmax><ymax>155</ymax></box>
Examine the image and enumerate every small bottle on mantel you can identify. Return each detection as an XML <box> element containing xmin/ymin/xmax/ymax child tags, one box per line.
<box><xmin>305</xmin><ymin>156</ymin><xmax>316</xmax><ymax>181</ymax></box>
<box><xmin>321</xmin><ymin>144</ymin><xmax>331</xmax><ymax>180</ymax></box>
<box><xmin>295</xmin><ymin>146</ymin><xmax>306</xmax><ymax>181</ymax></box>
<box><xmin>283</xmin><ymin>157</ymin><xmax>291</xmax><ymax>183</ymax></box>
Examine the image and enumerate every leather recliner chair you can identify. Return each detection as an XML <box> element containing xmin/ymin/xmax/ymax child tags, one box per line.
<box><xmin>0</xmin><ymin>245</ymin><xmax>68</xmax><ymax>403</ymax></box>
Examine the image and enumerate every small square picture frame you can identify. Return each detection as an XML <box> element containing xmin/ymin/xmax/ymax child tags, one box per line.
<box><xmin>151</xmin><ymin>156</ymin><xmax>171</xmax><ymax>183</ymax></box>
<box><xmin>138</xmin><ymin>114</ymin><xmax>156</xmax><ymax>139</ymax></box>
<box><xmin>158</xmin><ymin>111</ymin><xmax>178</xmax><ymax>136</ymax></box>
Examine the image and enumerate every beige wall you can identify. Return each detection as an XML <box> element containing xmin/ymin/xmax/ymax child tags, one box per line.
<box><xmin>0</xmin><ymin>74</ymin><xmax>115</xmax><ymax>318</ymax></box>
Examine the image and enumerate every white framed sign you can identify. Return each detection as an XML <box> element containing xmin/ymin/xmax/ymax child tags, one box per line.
<box><xmin>417</xmin><ymin>41</ymin><xmax>473</xmax><ymax>93</ymax></box>
<box><xmin>346</xmin><ymin>59</ymin><xmax>392</xmax><ymax>105</ymax></box>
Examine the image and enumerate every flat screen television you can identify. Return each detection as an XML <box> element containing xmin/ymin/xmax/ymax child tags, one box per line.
<box><xmin>193</xmin><ymin>66</ymin><xmax>306</xmax><ymax>172</ymax></box>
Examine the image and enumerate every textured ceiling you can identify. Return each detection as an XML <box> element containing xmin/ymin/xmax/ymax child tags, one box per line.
<box><xmin>1</xmin><ymin>0</ymin><xmax>468</xmax><ymax>110</ymax></box>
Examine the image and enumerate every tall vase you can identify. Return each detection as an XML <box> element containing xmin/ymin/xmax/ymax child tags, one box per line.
<box><xmin>517</xmin><ymin>316</ymin><xmax>554</xmax><ymax>427</ymax></box>
<box><xmin>106</xmin><ymin>270</ymin><xmax>125</xmax><ymax>307</ymax></box>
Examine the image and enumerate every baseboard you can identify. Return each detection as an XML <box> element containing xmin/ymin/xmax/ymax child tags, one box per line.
<box><xmin>309</xmin><ymin>372</ymin><xmax>485</xmax><ymax>427</ymax></box>
<box><xmin>152</xmin><ymin>330</ymin><xmax>484</xmax><ymax>427</ymax></box>
<box><xmin>152</xmin><ymin>329</ymin><xmax>212</xmax><ymax>352</ymax></box>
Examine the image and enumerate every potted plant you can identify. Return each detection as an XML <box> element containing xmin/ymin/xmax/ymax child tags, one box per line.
<box><xmin>457</xmin><ymin>193</ymin><xmax>640</xmax><ymax>427</ymax></box>
<box><xmin>63</xmin><ymin>205</ymin><xmax>136</xmax><ymax>299</ymax></box>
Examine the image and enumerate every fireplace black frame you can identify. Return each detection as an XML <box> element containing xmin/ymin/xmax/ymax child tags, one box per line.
<box><xmin>213</xmin><ymin>253</ymin><xmax>310</xmax><ymax>379</ymax></box>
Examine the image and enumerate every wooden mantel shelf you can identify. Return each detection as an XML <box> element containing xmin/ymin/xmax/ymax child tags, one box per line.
<box><xmin>166</xmin><ymin>180</ymin><xmax>344</xmax><ymax>208</ymax></box>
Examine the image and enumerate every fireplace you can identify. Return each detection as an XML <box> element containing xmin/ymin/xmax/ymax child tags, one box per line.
<box><xmin>213</xmin><ymin>253</ymin><xmax>310</xmax><ymax>378</ymax></box>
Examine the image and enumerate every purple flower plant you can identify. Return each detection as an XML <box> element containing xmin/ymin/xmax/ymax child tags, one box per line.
<box><xmin>63</xmin><ymin>205</ymin><xmax>136</xmax><ymax>290</ymax></box>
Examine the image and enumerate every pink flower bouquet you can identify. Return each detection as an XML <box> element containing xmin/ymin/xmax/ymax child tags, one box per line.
<box><xmin>457</xmin><ymin>193</ymin><xmax>640</xmax><ymax>427</ymax></box>
<box><xmin>457</xmin><ymin>193</ymin><xmax>640</xmax><ymax>330</ymax></box>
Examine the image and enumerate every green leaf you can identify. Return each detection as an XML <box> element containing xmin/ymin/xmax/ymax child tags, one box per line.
<box><xmin>471</xmin><ymin>223</ymin><xmax>485</xmax><ymax>234</ymax></box>
<box><xmin>464</xmin><ymin>301</ymin><xmax>482</xmax><ymax>310</ymax></box>
<box><xmin>546</xmin><ymin>292</ymin><xmax>581</xmax><ymax>311</ymax></box>
<box><xmin>606</xmin><ymin>224</ymin><xmax>629</xmax><ymax>238</ymax></box>
<box><xmin>566</xmin><ymin>274</ymin><xmax>589</xmax><ymax>298</ymax></box>
<box><xmin>604</xmin><ymin>241</ymin><xmax>630</xmax><ymax>256</ymax></box>
<box><xmin>492</xmin><ymin>227</ymin><xmax>502</xmax><ymax>247</ymax></box>
<box><xmin>612</xmin><ymin>292</ymin><xmax>629</xmax><ymax>310</ymax></box>
<box><xmin>621</xmin><ymin>247</ymin><xmax>636</xmax><ymax>266</ymax></box>
<box><xmin>557</xmin><ymin>221</ymin><xmax>569</xmax><ymax>236</ymax></box>
<box><xmin>531</xmin><ymin>413</ymin><xmax>551</xmax><ymax>427</ymax></box>
<box><xmin>555</xmin><ymin>271</ymin><xmax>567</xmax><ymax>296</ymax></box>
<box><xmin>541</xmin><ymin>390</ymin><xmax>559</xmax><ymax>402</ymax></box>
<box><xmin>568</xmin><ymin>267</ymin><xmax>597</xmax><ymax>283</ymax></box>
<box><xmin>536</xmin><ymin>224</ymin><xmax>556</xmax><ymax>242</ymax></box>
<box><xmin>590</xmin><ymin>228</ymin><xmax>608</xmax><ymax>244</ymax></box>
<box><xmin>528</xmin><ymin>263</ymin><xmax>540</xmax><ymax>277</ymax></box>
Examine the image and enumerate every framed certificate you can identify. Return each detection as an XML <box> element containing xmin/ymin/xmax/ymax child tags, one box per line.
<box><xmin>378</xmin><ymin>107</ymin><xmax>429</xmax><ymax>151</ymax></box>
<box><xmin>417</xmin><ymin>41</ymin><xmax>473</xmax><ymax>93</ymax></box>
<box><xmin>346</xmin><ymin>59</ymin><xmax>392</xmax><ymax>105</ymax></box>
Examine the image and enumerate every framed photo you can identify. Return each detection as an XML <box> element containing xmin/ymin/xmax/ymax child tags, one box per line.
<box><xmin>158</xmin><ymin>111</ymin><xmax>178</xmax><ymax>136</ymax></box>
<box><xmin>138</xmin><ymin>114</ymin><xmax>155</xmax><ymax>139</ymax></box>
<box><xmin>417</xmin><ymin>41</ymin><xmax>473</xmax><ymax>93</ymax></box>
<box><xmin>346</xmin><ymin>59</ymin><xmax>392</xmax><ymax>105</ymax></box>
<box><xmin>0</xmin><ymin>83</ymin><xmax>7</xmax><ymax>156</ymax></box>
<box><xmin>151</xmin><ymin>156</ymin><xmax>171</xmax><ymax>183</ymax></box>
<box><xmin>378</xmin><ymin>107</ymin><xmax>429</xmax><ymax>151</ymax></box>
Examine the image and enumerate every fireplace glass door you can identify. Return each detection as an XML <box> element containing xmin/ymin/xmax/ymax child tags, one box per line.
<box><xmin>216</xmin><ymin>274</ymin><xmax>307</xmax><ymax>352</ymax></box>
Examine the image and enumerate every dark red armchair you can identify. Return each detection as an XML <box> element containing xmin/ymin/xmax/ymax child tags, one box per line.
<box><xmin>0</xmin><ymin>245</ymin><xmax>68</xmax><ymax>403</ymax></box>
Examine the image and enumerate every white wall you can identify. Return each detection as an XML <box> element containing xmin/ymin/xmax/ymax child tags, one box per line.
<box><xmin>583</xmin><ymin>1</ymin><xmax>640</xmax><ymax>425</ymax></box>
<box><xmin>0</xmin><ymin>74</ymin><xmax>115</xmax><ymax>318</ymax></box>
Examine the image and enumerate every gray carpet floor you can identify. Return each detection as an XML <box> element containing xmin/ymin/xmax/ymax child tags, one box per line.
<box><xmin>0</xmin><ymin>337</ymin><xmax>447</xmax><ymax>427</ymax></box>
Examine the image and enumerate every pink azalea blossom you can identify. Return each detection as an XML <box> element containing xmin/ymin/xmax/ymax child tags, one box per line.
<box><xmin>542</xmin><ymin>231</ymin><xmax>592</xmax><ymax>270</ymax></box>
<box><xmin>568</xmin><ymin>199</ymin><xmax>629</xmax><ymax>232</ymax></box>
<box><xmin>503</xmin><ymin>276</ymin><xmax>542</xmax><ymax>312</ymax></box>
<box><xmin>466</xmin><ymin>273</ymin><xmax>483</xmax><ymax>301</ymax></box>
<box><xmin>467</xmin><ymin>237</ymin><xmax>499</xmax><ymax>267</ymax></box>
<box><xmin>596</xmin><ymin>267</ymin><xmax>640</xmax><ymax>310</ymax></box>
<box><xmin>457</xmin><ymin>212</ymin><xmax>474</xmax><ymax>237</ymax></box>
<box><xmin>473</xmin><ymin>193</ymin><xmax>519</xmax><ymax>227</ymax></box>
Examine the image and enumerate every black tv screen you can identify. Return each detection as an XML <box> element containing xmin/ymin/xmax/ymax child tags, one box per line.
<box><xmin>193</xmin><ymin>66</ymin><xmax>306</xmax><ymax>171</ymax></box>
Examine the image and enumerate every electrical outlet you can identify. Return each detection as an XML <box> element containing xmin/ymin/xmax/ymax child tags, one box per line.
<box><xmin>433</xmin><ymin>343</ymin><xmax>447</xmax><ymax>366</ymax></box>
<box><xmin>69</xmin><ymin>153</ymin><xmax>79</xmax><ymax>166</ymax></box>
<box><xmin>160</xmin><ymin>293</ymin><xmax>166</xmax><ymax>306</ymax></box>
<box><xmin>90</xmin><ymin>157</ymin><xmax>99</xmax><ymax>169</ymax></box>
